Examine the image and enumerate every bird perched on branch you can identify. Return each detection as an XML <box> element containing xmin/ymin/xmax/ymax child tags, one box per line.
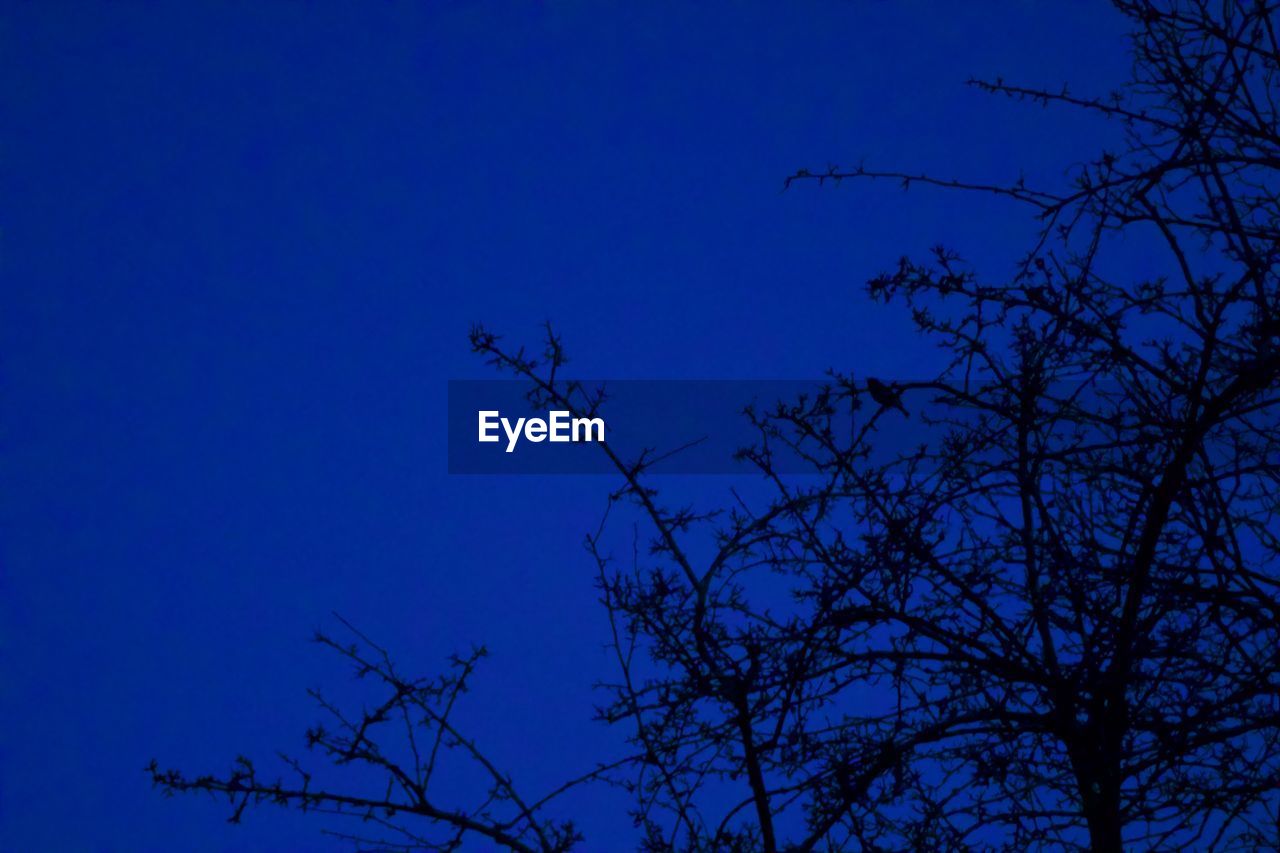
<box><xmin>865</xmin><ymin>377</ymin><xmax>909</xmax><ymax>417</ymax></box>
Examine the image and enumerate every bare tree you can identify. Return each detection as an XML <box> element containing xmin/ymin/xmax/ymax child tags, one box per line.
<box><xmin>155</xmin><ymin>2</ymin><xmax>1280</xmax><ymax>850</ymax></box>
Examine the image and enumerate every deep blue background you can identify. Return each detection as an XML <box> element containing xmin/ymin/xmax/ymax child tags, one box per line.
<box><xmin>3</xmin><ymin>3</ymin><xmax>1129</xmax><ymax>849</ymax></box>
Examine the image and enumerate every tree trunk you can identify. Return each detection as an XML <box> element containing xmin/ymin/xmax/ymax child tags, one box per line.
<box><xmin>1081</xmin><ymin>781</ymin><xmax>1124</xmax><ymax>853</ymax></box>
<box><xmin>1067</xmin><ymin>707</ymin><xmax>1126</xmax><ymax>853</ymax></box>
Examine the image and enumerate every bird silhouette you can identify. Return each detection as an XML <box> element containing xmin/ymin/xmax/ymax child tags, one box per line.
<box><xmin>865</xmin><ymin>377</ymin><xmax>909</xmax><ymax>417</ymax></box>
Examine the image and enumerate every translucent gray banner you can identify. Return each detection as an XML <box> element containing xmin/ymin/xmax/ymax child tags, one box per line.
<box><xmin>449</xmin><ymin>379</ymin><xmax>935</xmax><ymax>475</ymax></box>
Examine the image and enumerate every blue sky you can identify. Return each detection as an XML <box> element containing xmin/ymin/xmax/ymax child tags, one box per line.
<box><xmin>3</xmin><ymin>3</ymin><xmax>1131</xmax><ymax>849</ymax></box>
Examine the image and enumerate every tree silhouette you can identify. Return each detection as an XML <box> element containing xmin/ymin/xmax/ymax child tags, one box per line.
<box><xmin>153</xmin><ymin>2</ymin><xmax>1280</xmax><ymax>850</ymax></box>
